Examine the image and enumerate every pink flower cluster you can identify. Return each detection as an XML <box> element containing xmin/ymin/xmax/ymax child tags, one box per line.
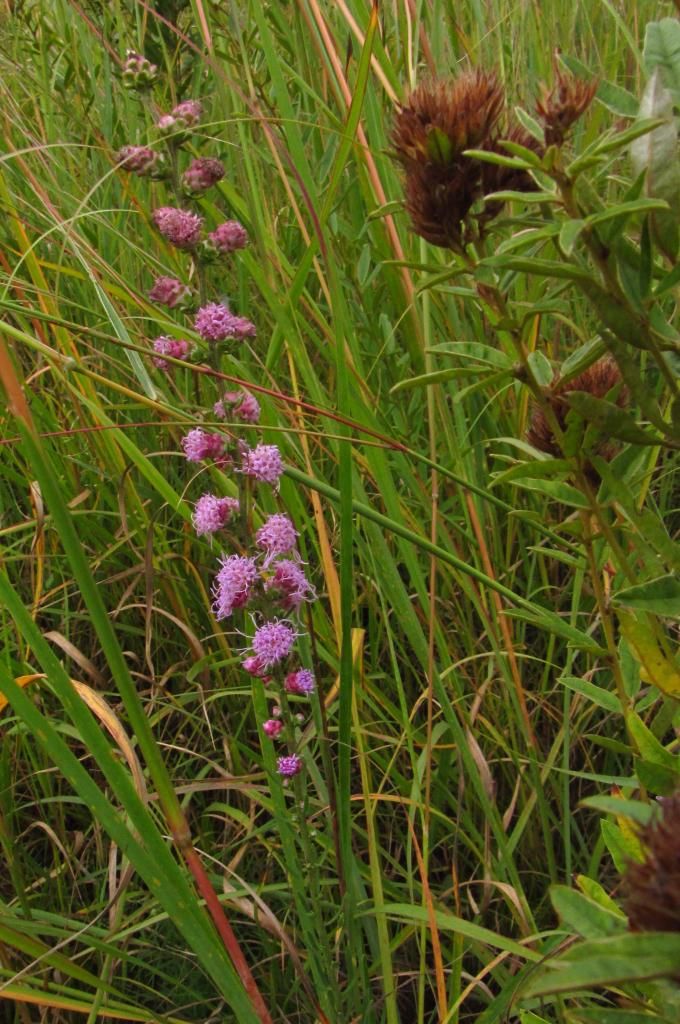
<box><xmin>214</xmin><ymin>390</ymin><xmax>260</xmax><ymax>424</ymax></box>
<box><xmin>118</xmin><ymin>145</ymin><xmax>166</xmax><ymax>178</ymax></box>
<box><xmin>152</xmin><ymin>336</ymin><xmax>191</xmax><ymax>370</ymax></box>
<box><xmin>194</xmin><ymin>303</ymin><xmax>256</xmax><ymax>343</ymax></box>
<box><xmin>183</xmin><ymin>157</ymin><xmax>225</xmax><ymax>196</ymax></box>
<box><xmin>148</xmin><ymin>276</ymin><xmax>192</xmax><ymax>309</ymax></box>
<box><xmin>201</xmin><ymin>221</ymin><xmax>249</xmax><ymax>259</ymax></box>
<box><xmin>181</xmin><ymin>428</ymin><xmax>224</xmax><ymax>463</ymax></box>
<box><xmin>152</xmin><ymin>207</ymin><xmax>203</xmax><ymax>249</ymax></box>
<box><xmin>193</xmin><ymin>494</ymin><xmax>239</xmax><ymax>535</ymax></box>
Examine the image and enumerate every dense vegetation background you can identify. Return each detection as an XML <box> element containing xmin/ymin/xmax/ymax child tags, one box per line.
<box><xmin>0</xmin><ymin>1</ymin><xmax>678</xmax><ymax>1022</ymax></box>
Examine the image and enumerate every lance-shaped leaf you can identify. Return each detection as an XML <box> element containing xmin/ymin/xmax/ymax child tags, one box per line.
<box><xmin>643</xmin><ymin>18</ymin><xmax>680</xmax><ymax>99</ymax></box>
<box><xmin>630</xmin><ymin>69</ymin><xmax>680</xmax><ymax>260</ymax></box>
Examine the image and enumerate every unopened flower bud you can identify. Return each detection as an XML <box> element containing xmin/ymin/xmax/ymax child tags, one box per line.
<box><xmin>117</xmin><ymin>145</ymin><xmax>167</xmax><ymax>178</ymax></box>
<box><xmin>122</xmin><ymin>51</ymin><xmax>158</xmax><ymax>91</ymax></box>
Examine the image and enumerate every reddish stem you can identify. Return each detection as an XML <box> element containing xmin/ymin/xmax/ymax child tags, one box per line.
<box><xmin>180</xmin><ymin>841</ymin><xmax>274</xmax><ymax>1024</ymax></box>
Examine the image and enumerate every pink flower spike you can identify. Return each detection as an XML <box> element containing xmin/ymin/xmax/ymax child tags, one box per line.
<box><xmin>152</xmin><ymin>207</ymin><xmax>203</xmax><ymax>250</ymax></box>
<box><xmin>242</xmin><ymin>444</ymin><xmax>284</xmax><ymax>485</ymax></box>
<box><xmin>262</xmin><ymin>719</ymin><xmax>284</xmax><ymax>738</ymax></box>
<box><xmin>277</xmin><ymin>754</ymin><xmax>302</xmax><ymax>778</ymax></box>
<box><xmin>181</xmin><ymin>428</ymin><xmax>225</xmax><ymax>463</ymax></box>
<box><xmin>285</xmin><ymin>669</ymin><xmax>316</xmax><ymax>696</ymax></box>
<box><xmin>148</xmin><ymin>276</ymin><xmax>191</xmax><ymax>309</ymax></box>
<box><xmin>192</xmin><ymin>494</ymin><xmax>239</xmax><ymax>535</ymax></box>
<box><xmin>251</xmin><ymin>619</ymin><xmax>297</xmax><ymax>668</ymax></box>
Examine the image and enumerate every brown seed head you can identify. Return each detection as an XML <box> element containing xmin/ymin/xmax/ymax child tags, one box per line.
<box><xmin>527</xmin><ymin>355</ymin><xmax>627</xmax><ymax>458</ymax></box>
<box><xmin>624</xmin><ymin>792</ymin><xmax>680</xmax><ymax>934</ymax></box>
<box><xmin>391</xmin><ymin>70</ymin><xmax>505</xmax><ymax>248</ymax></box>
<box><xmin>536</xmin><ymin>68</ymin><xmax>598</xmax><ymax>147</ymax></box>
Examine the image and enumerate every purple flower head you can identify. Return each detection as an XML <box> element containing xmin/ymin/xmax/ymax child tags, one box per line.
<box><xmin>213</xmin><ymin>555</ymin><xmax>258</xmax><ymax>619</ymax></box>
<box><xmin>148</xmin><ymin>276</ymin><xmax>192</xmax><ymax>309</ymax></box>
<box><xmin>204</xmin><ymin>220</ymin><xmax>249</xmax><ymax>258</ymax></box>
<box><xmin>265</xmin><ymin>559</ymin><xmax>315</xmax><ymax>611</ymax></box>
<box><xmin>157</xmin><ymin>113</ymin><xmax>178</xmax><ymax>133</ymax></box>
<box><xmin>122</xmin><ymin>51</ymin><xmax>158</xmax><ymax>90</ymax></box>
<box><xmin>152</xmin><ymin>207</ymin><xmax>203</xmax><ymax>250</ymax></box>
<box><xmin>216</xmin><ymin>390</ymin><xmax>261</xmax><ymax>424</ymax></box>
<box><xmin>242</xmin><ymin>655</ymin><xmax>271</xmax><ymax>680</ymax></box>
<box><xmin>182</xmin><ymin>157</ymin><xmax>225</xmax><ymax>196</ymax></box>
<box><xmin>172</xmin><ymin>99</ymin><xmax>202</xmax><ymax>126</ymax></box>
<box><xmin>194</xmin><ymin>302</ymin><xmax>255</xmax><ymax>343</ymax></box>
<box><xmin>117</xmin><ymin>145</ymin><xmax>166</xmax><ymax>178</ymax></box>
<box><xmin>251</xmin><ymin>619</ymin><xmax>297</xmax><ymax>668</ymax></box>
<box><xmin>157</xmin><ymin>101</ymin><xmax>202</xmax><ymax>141</ymax></box>
<box><xmin>285</xmin><ymin>669</ymin><xmax>316</xmax><ymax>696</ymax></box>
<box><xmin>256</xmin><ymin>514</ymin><xmax>297</xmax><ymax>562</ymax></box>
<box><xmin>192</xmin><ymin>494</ymin><xmax>239</xmax><ymax>535</ymax></box>
<box><xmin>152</xmin><ymin>336</ymin><xmax>191</xmax><ymax>371</ymax></box>
<box><xmin>181</xmin><ymin>428</ymin><xmax>225</xmax><ymax>463</ymax></box>
<box><xmin>262</xmin><ymin>718</ymin><xmax>284</xmax><ymax>738</ymax></box>
<box><xmin>277</xmin><ymin>754</ymin><xmax>302</xmax><ymax>778</ymax></box>
<box><xmin>242</xmin><ymin>444</ymin><xmax>284</xmax><ymax>485</ymax></box>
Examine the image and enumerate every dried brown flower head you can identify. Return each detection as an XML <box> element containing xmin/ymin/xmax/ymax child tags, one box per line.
<box><xmin>527</xmin><ymin>355</ymin><xmax>627</xmax><ymax>459</ymax></box>
<box><xmin>624</xmin><ymin>792</ymin><xmax>680</xmax><ymax>934</ymax></box>
<box><xmin>536</xmin><ymin>67</ymin><xmax>598</xmax><ymax>147</ymax></box>
<box><xmin>391</xmin><ymin>70</ymin><xmax>505</xmax><ymax>248</ymax></box>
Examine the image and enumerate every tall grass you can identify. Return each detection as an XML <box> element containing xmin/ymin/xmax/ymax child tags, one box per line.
<box><xmin>0</xmin><ymin>1</ymin><xmax>674</xmax><ymax>1022</ymax></box>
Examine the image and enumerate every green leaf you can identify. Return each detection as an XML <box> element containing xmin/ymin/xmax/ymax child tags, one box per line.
<box><xmin>559</xmin><ymin>336</ymin><xmax>607</xmax><ymax>381</ymax></box>
<box><xmin>511</xmin><ymin>477</ymin><xmax>591</xmax><ymax>509</ymax></box>
<box><xmin>426</xmin><ymin>124</ymin><xmax>453</xmax><ymax>163</ymax></box>
<box><xmin>370</xmin><ymin>903</ymin><xmax>542</xmax><ymax>962</ymax></box>
<box><xmin>483</xmin><ymin>255</ymin><xmax>591</xmax><ymax>281</ymax></box>
<box><xmin>560</xmin><ymin>675</ymin><xmax>621</xmax><ymax>713</ymax></box>
<box><xmin>566</xmin><ymin>392</ymin><xmax>661</xmax><ymax>445</ymax></box>
<box><xmin>582</xmin><ymin>795</ymin><xmax>653</xmax><ymax>826</ymax></box>
<box><xmin>614</xmin><ymin>574</ymin><xmax>680</xmax><ymax>618</ymax></box>
<box><xmin>522</xmin><ymin>933</ymin><xmax>680</xmax><ymax>996</ymax></box>
<box><xmin>600</xmin><ymin>819</ymin><xmax>642</xmax><ymax>873</ymax></box>
<box><xmin>550</xmin><ymin>885</ymin><xmax>626</xmax><ymax>938</ymax></box>
<box><xmin>559</xmin><ymin>218</ymin><xmax>585</xmax><ymax>256</ymax></box>
<box><xmin>643</xmin><ymin>18</ymin><xmax>680</xmax><ymax>97</ymax></box>
<box><xmin>627</xmin><ymin>709</ymin><xmax>680</xmax><ymax>769</ymax></box>
<box><xmin>527</xmin><ymin>349</ymin><xmax>554</xmax><ymax>387</ymax></box>
<box><xmin>576</xmin><ymin>875</ymin><xmax>626</xmax><ymax>919</ymax></box>
<box><xmin>630</xmin><ymin>69</ymin><xmax>680</xmax><ymax>260</ymax></box>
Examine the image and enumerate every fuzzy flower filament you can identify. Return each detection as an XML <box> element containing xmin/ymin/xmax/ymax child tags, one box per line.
<box><xmin>193</xmin><ymin>494</ymin><xmax>239</xmax><ymax>535</ymax></box>
<box><xmin>213</xmin><ymin>555</ymin><xmax>258</xmax><ymax>619</ymax></box>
